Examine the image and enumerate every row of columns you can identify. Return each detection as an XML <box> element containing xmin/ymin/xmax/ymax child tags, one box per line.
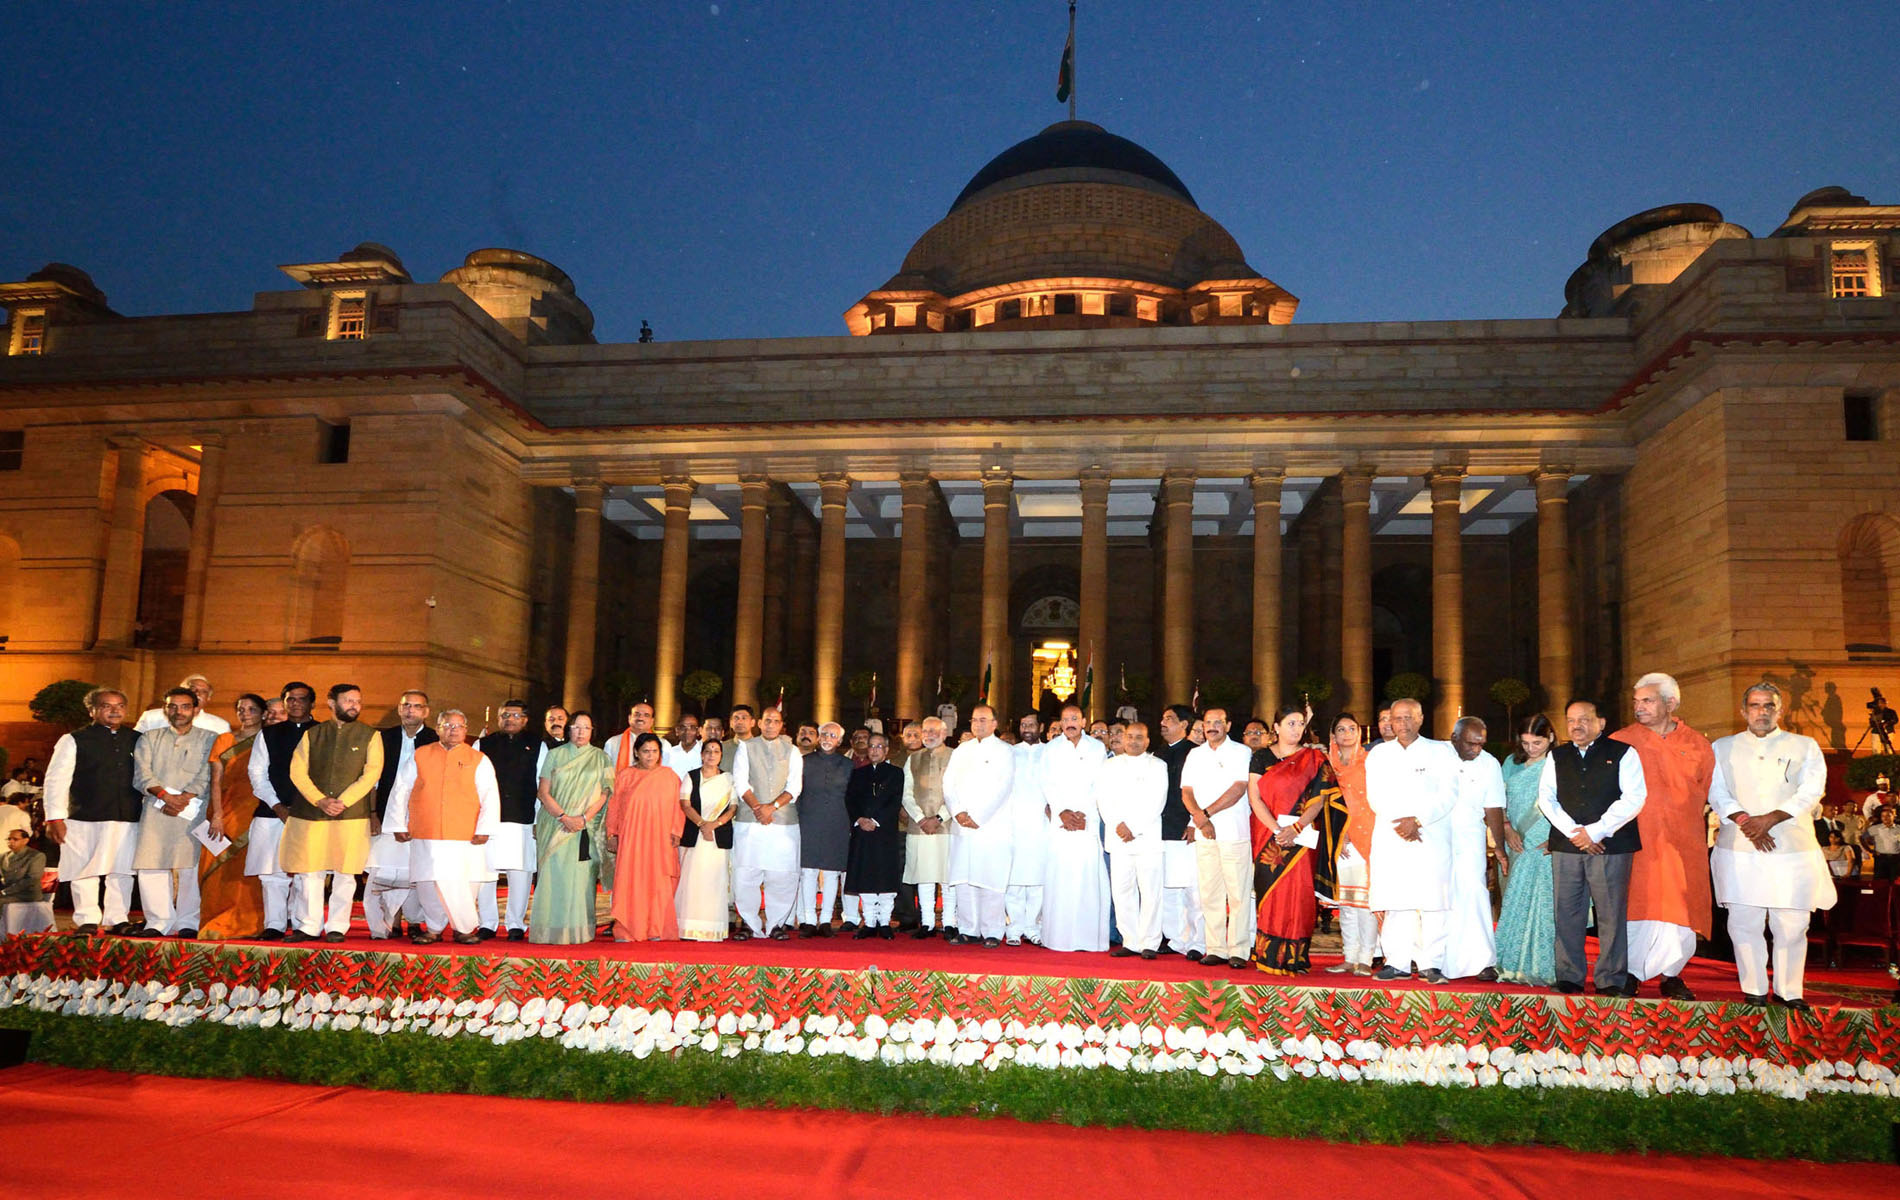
<box><xmin>560</xmin><ymin>466</ymin><xmax>1577</xmax><ymax>737</ymax></box>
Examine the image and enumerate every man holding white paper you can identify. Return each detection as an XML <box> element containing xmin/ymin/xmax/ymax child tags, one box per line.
<box><xmin>132</xmin><ymin>687</ymin><xmax>219</xmax><ymax>937</ymax></box>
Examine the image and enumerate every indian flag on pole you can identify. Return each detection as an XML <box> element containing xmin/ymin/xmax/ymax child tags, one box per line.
<box><xmin>1056</xmin><ymin>14</ymin><xmax>1074</xmax><ymax>104</ymax></box>
<box><xmin>980</xmin><ymin>659</ymin><xmax>993</xmax><ymax>705</ymax></box>
<box><xmin>1079</xmin><ymin>657</ymin><xmax>1092</xmax><ymax>712</ymax></box>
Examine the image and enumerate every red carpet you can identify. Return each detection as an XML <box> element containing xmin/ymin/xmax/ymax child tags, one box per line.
<box><xmin>6</xmin><ymin>1065</ymin><xmax>1890</xmax><ymax>1198</ymax></box>
<box><xmin>209</xmin><ymin>922</ymin><xmax>1896</xmax><ymax>1006</ymax></box>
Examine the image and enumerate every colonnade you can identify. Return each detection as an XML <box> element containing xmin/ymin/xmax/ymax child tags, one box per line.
<box><xmin>559</xmin><ymin>465</ymin><xmax>1579</xmax><ymax>738</ymax></box>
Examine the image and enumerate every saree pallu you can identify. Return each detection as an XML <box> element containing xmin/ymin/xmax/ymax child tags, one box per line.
<box><xmin>198</xmin><ymin>732</ymin><xmax>265</xmax><ymax>939</ymax></box>
<box><xmin>531</xmin><ymin>743</ymin><xmax>612</xmax><ymax>946</ymax></box>
<box><xmin>1495</xmin><ymin>754</ymin><xmax>1557</xmax><ymax>985</ymax></box>
<box><xmin>1251</xmin><ymin>746</ymin><xmax>1346</xmax><ymax>975</ymax></box>
<box><xmin>676</xmin><ymin>772</ymin><xmax>734</xmax><ymax>941</ymax></box>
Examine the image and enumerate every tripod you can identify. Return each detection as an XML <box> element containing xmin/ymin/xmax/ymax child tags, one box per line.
<box><xmin>1851</xmin><ymin>715</ymin><xmax>1897</xmax><ymax>756</ymax></box>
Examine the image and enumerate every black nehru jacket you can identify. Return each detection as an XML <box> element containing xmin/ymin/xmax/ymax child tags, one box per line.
<box><xmin>257</xmin><ymin>718</ymin><xmax>316</xmax><ymax>819</ymax></box>
<box><xmin>1546</xmin><ymin>738</ymin><xmax>1643</xmax><ymax>855</ymax></box>
<box><xmin>65</xmin><ymin>725</ymin><xmax>142</xmax><ymax>823</ymax></box>
<box><xmin>375</xmin><ymin>724</ymin><xmax>440</xmax><ymax>820</ymax></box>
<box><xmin>679</xmin><ymin>769</ymin><xmax>735</xmax><ymax>851</ymax></box>
<box><xmin>481</xmin><ymin>729</ymin><xmax>541</xmax><ymax>825</ymax></box>
<box><xmin>1157</xmin><ymin>735</ymin><xmax>1195</xmax><ymax>841</ymax></box>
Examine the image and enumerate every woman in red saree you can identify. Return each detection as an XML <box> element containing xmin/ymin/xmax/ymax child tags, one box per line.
<box><xmin>605</xmin><ymin>732</ymin><xmax>685</xmax><ymax>941</ymax></box>
<box><xmin>199</xmin><ymin>693</ymin><xmax>268</xmax><ymax>939</ymax></box>
<box><xmin>1248</xmin><ymin>706</ymin><xmax>1347</xmax><ymax>975</ymax></box>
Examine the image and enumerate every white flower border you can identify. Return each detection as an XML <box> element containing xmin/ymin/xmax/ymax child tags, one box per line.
<box><xmin>4</xmin><ymin>972</ymin><xmax>1893</xmax><ymax>1102</ymax></box>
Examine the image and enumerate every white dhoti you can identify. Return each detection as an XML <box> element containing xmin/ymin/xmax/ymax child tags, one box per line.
<box><xmin>1439</xmin><ymin>837</ymin><xmax>1496</xmax><ymax>979</ymax></box>
<box><xmin>57</xmin><ymin>819</ymin><xmax>138</xmax><ymax>928</ymax></box>
<box><xmin>410</xmin><ymin>838</ymin><xmax>488</xmax><ymax>935</ymax></box>
<box><xmin>1109</xmin><ymin>852</ymin><xmax>1163</xmax><ymax>953</ymax></box>
<box><xmin>1161</xmin><ymin>840</ymin><xmax>1204</xmax><ymax>954</ymax></box>
<box><xmin>1626</xmin><ymin>920</ymin><xmax>1697</xmax><ymax>981</ymax></box>
<box><xmin>734</xmin><ymin>822</ymin><xmax>800</xmax><ymax>935</ymax></box>
<box><xmin>1381</xmin><ymin>909</ymin><xmax>1446</xmax><ymax>973</ymax></box>
<box><xmin>364</xmin><ymin>829</ymin><xmax>412</xmax><ymax>939</ymax></box>
<box><xmin>1041</xmin><ymin>832</ymin><xmax>1111</xmax><ymax>953</ymax></box>
<box><xmin>243</xmin><ymin>814</ymin><xmax>296</xmax><ymax>932</ymax></box>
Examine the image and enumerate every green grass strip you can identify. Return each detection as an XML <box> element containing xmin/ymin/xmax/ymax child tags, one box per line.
<box><xmin>3</xmin><ymin>1010</ymin><xmax>1894</xmax><ymax>1163</ymax></box>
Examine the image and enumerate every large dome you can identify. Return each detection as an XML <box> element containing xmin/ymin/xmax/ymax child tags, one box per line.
<box><xmin>950</xmin><ymin>120</ymin><xmax>1197</xmax><ymax>212</ymax></box>
<box><xmin>845</xmin><ymin>121</ymin><xmax>1296</xmax><ymax>335</ymax></box>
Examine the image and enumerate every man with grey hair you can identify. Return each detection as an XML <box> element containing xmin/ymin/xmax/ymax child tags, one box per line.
<box><xmin>1366</xmin><ymin>698</ymin><xmax>1461</xmax><ymax>982</ymax></box>
<box><xmin>943</xmin><ymin>704</ymin><xmax>1016</xmax><ymax>946</ymax></box>
<box><xmin>901</xmin><ymin>716</ymin><xmax>954</xmax><ymax>936</ymax></box>
<box><xmin>43</xmin><ymin>688</ymin><xmax>143</xmax><ymax>933</ymax></box>
<box><xmin>731</xmin><ymin>706</ymin><xmax>803</xmax><ymax>939</ymax></box>
<box><xmin>383</xmin><ymin>709</ymin><xmax>499</xmax><ymax>945</ymax></box>
<box><xmin>1709</xmin><ymin>682</ymin><xmax>1834</xmax><ymax>1009</ymax></box>
<box><xmin>797</xmin><ymin>721</ymin><xmax>854</xmax><ymax>935</ymax></box>
<box><xmin>1442</xmin><ymin>715</ymin><xmax>1507</xmax><ymax>980</ymax></box>
<box><xmin>134</xmin><ymin>673</ymin><xmax>231</xmax><ymax>736</ymax></box>
<box><xmin>1613</xmin><ymin>671</ymin><xmax>1715</xmax><ymax>1000</ymax></box>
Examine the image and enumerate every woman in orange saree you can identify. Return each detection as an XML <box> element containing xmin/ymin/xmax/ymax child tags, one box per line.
<box><xmin>199</xmin><ymin>693</ymin><xmax>268</xmax><ymax>939</ymax></box>
<box><xmin>605</xmin><ymin>732</ymin><xmax>685</xmax><ymax>941</ymax></box>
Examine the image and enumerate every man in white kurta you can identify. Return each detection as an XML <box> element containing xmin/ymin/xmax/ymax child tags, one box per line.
<box><xmin>43</xmin><ymin>689</ymin><xmax>143</xmax><ymax>932</ymax></box>
<box><xmin>131</xmin><ymin>688</ymin><xmax>218</xmax><ymax>937</ymax></box>
<box><xmin>383</xmin><ymin>710</ymin><xmax>500</xmax><ymax>944</ymax></box>
<box><xmin>1179</xmin><ymin>708</ymin><xmax>1255</xmax><ymax>967</ymax></box>
<box><xmin>1037</xmin><ymin>706</ymin><xmax>1109</xmax><ymax>952</ymax></box>
<box><xmin>1708</xmin><ymin>682</ymin><xmax>1835</xmax><ymax>1009</ymax></box>
<box><xmin>1365</xmin><ymin>699</ymin><xmax>1462</xmax><ymax>981</ymax></box>
<box><xmin>943</xmin><ymin>705</ymin><xmax>1015</xmax><ymax>945</ymax></box>
<box><xmin>730</xmin><ymin>707</ymin><xmax>804</xmax><ymax>939</ymax></box>
<box><xmin>1154</xmin><ymin>705</ymin><xmax>1203</xmax><ymax>957</ymax></box>
<box><xmin>1098</xmin><ymin>722</ymin><xmax>1168</xmax><ymax>958</ymax></box>
<box><xmin>1004</xmin><ymin>712</ymin><xmax>1048</xmax><ymax>945</ymax></box>
<box><xmin>663</xmin><ymin>715</ymin><xmax>703</xmax><ymax>777</ymax></box>
<box><xmin>1442</xmin><ymin>716</ymin><xmax>1507</xmax><ymax>980</ymax></box>
<box><xmin>602</xmin><ymin>702</ymin><xmax>659</xmax><ymax>775</ymax></box>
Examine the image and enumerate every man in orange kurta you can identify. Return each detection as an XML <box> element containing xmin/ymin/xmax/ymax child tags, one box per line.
<box><xmin>1612</xmin><ymin>672</ymin><xmax>1715</xmax><ymax>1000</ymax></box>
<box><xmin>606</xmin><ymin>736</ymin><xmax>686</xmax><ymax>941</ymax></box>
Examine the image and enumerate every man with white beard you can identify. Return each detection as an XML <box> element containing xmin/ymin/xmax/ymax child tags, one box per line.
<box><xmin>943</xmin><ymin>704</ymin><xmax>1015</xmax><ymax>947</ymax></box>
<box><xmin>1442</xmin><ymin>716</ymin><xmax>1507</xmax><ymax>981</ymax></box>
<box><xmin>1005</xmin><ymin>712</ymin><xmax>1048</xmax><ymax>945</ymax></box>
<box><xmin>1366</xmin><ymin>699</ymin><xmax>1461</xmax><ymax>983</ymax></box>
<box><xmin>1037</xmin><ymin>704</ymin><xmax>1109</xmax><ymax>952</ymax></box>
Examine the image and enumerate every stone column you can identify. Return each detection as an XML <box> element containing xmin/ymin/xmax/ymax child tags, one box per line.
<box><xmin>761</xmin><ymin>486</ymin><xmax>792</xmax><ymax>687</ymax></box>
<box><xmin>1339</xmin><ymin>466</ymin><xmax>1376</xmax><ymax>718</ymax></box>
<box><xmin>1533</xmin><ymin>467</ymin><xmax>1575</xmax><ymax>709</ymax></box>
<box><xmin>979</xmin><ymin>469</ymin><xmax>1014</xmax><ymax>718</ymax></box>
<box><xmin>93</xmin><ymin>437</ymin><xmax>148</xmax><ymax>650</ymax></box>
<box><xmin>1078</xmin><ymin>469</ymin><xmax>1111</xmax><ymax>721</ymax></box>
<box><xmin>1159</xmin><ymin>470</ymin><xmax>1197</xmax><ymax>706</ymax></box>
<box><xmin>178</xmin><ymin>435</ymin><xmax>226</xmax><ymax>648</ymax></box>
<box><xmin>652</xmin><ymin>476</ymin><xmax>697</xmax><ymax>730</ymax></box>
<box><xmin>896</xmin><ymin>471</ymin><xmax>933</xmax><ymax>723</ymax></box>
<box><xmin>1250</xmin><ymin>467</ymin><xmax>1285</xmax><ymax>716</ymax></box>
<box><xmin>730</xmin><ymin>474</ymin><xmax>770</xmax><ymax>709</ymax></box>
<box><xmin>1427</xmin><ymin>465</ymin><xmax>1467</xmax><ymax>737</ymax></box>
<box><xmin>561</xmin><ymin>481</ymin><xmax>604</xmax><ymax>713</ymax></box>
<box><xmin>812</xmin><ymin>472</ymin><xmax>851</xmax><ymax>725</ymax></box>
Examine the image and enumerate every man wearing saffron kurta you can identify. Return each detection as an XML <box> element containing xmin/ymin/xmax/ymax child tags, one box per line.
<box><xmin>1612</xmin><ymin>671</ymin><xmax>1715</xmax><ymax>1000</ymax></box>
<box><xmin>284</xmin><ymin>683</ymin><xmax>383</xmax><ymax>941</ymax></box>
<box><xmin>383</xmin><ymin>709</ymin><xmax>498</xmax><ymax>944</ymax></box>
<box><xmin>605</xmin><ymin>731</ymin><xmax>685</xmax><ymax>941</ymax></box>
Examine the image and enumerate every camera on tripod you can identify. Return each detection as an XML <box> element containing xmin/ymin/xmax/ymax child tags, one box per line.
<box><xmin>1859</xmin><ymin>688</ymin><xmax>1898</xmax><ymax>755</ymax></box>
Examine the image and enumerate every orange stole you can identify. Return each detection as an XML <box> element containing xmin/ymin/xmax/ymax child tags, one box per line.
<box><xmin>407</xmin><ymin>742</ymin><xmax>486</xmax><ymax>841</ymax></box>
<box><xmin>1612</xmin><ymin>720</ymin><xmax>1716</xmax><ymax>937</ymax></box>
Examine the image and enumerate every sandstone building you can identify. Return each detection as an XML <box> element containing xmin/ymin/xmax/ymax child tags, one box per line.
<box><xmin>1</xmin><ymin>121</ymin><xmax>1896</xmax><ymax>749</ymax></box>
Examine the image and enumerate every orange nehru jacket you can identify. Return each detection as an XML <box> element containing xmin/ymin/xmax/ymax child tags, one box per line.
<box><xmin>406</xmin><ymin>742</ymin><xmax>486</xmax><ymax>841</ymax></box>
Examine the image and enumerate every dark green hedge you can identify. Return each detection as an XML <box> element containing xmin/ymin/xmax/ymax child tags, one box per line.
<box><xmin>3</xmin><ymin>1010</ymin><xmax>1894</xmax><ymax>1162</ymax></box>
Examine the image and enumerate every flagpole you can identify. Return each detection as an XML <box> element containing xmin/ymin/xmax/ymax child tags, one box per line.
<box><xmin>1068</xmin><ymin>1</ymin><xmax>1077</xmax><ymax>121</ymax></box>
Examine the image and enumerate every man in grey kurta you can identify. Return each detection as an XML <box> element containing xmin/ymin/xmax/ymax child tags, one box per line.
<box><xmin>133</xmin><ymin>687</ymin><xmax>218</xmax><ymax>937</ymax></box>
<box><xmin>798</xmin><ymin>722</ymin><xmax>855</xmax><ymax>935</ymax></box>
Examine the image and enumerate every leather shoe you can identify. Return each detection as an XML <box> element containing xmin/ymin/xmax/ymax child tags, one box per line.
<box><xmin>1600</xmin><ymin>977</ymin><xmax>1638</xmax><ymax>998</ymax></box>
<box><xmin>258</xmin><ymin>928</ymin><xmax>285</xmax><ymax>941</ymax></box>
<box><xmin>769</xmin><ymin>927</ymin><xmax>793</xmax><ymax>940</ymax></box>
<box><xmin>1229</xmin><ymin>958</ymin><xmax>1250</xmax><ymax>970</ymax></box>
<box><xmin>1475</xmin><ymin>966</ymin><xmax>1499</xmax><ymax>983</ymax></box>
<box><xmin>1740</xmin><ymin>993</ymin><xmax>1770</xmax><ymax>1008</ymax></box>
<box><xmin>74</xmin><ymin>923</ymin><xmax>100</xmax><ymax>935</ymax></box>
<box><xmin>507</xmin><ymin>928</ymin><xmax>526</xmax><ymax>942</ymax></box>
<box><xmin>284</xmin><ymin>930</ymin><xmax>313</xmax><ymax>943</ymax></box>
<box><xmin>982</xmin><ymin>936</ymin><xmax>1002</xmax><ymax>948</ymax></box>
<box><xmin>1418</xmin><ymin>968</ymin><xmax>1447</xmax><ymax>984</ymax></box>
<box><xmin>1184</xmin><ymin>950</ymin><xmax>1204</xmax><ymax>963</ymax></box>
<box><xmin>131</xmin><ymin>926</ymin><xmax>162</xmax><ymax>938</ymax></box>
<box><xmin>172</xmin><ymin>928</ymin><xmax>198</xmax><ymax>940</ymax></box>
<box><xmin>1139</xmin><ymin>949</ymin><xmax>1156</xmax><ymax>960</ymax></box>
<box><xmin>477</xmin><ymin>927</ymin><xmax>496</xmax><ymax>941</ymax></box>
<box><xmin>110</xmin><ymin>921</ymin><xmax>140</xmax><ymax>936</ymax></box>
<box><xmin>878</xmin><ymin>927</ymin><xmax>893</xmax><ymax>940</ymax></box>
<box><xmin>322</xmin><ymin>931</ymin><xmax>345</xmax><ymax>943</ymax></box>
<box><xmin>853</xmin><ymin>927</ymin><xmax>876</xmax><ymax>939</ymax></box>
<box><xmin>410</xmin><ymin>930</ymin><xmax>441</xmax><ymax>945</ymax></box>
<box><xmin>911</xmin><ymin>927</ymin><xmax>936</xmax><ymax>939</ymax></box>
<box><xmin>452</xmin><ymin>931</ymin><xmax>481</xmax><ymax>945</ymax></box>
<box><xmin>797</xmin><ymin>923</ymin><xmax>817</xmax><ymax>937</ymax></box>
<box><xmin>839</xmin><ymin>922</ymin><xmax>859</xmax><ymax>934</ymax></box>
<box><xmin>1773</xmin><ymin>996</ymin><xmax>1813</xmax><ymax>1012</ymax></box>
<box><xmin>1553</xmin><ymin>980</ymin><xmax>1583</xmax><ymax>995</ymax></box>
<box><xmin>1374</xmin><ymin>965</ymin><xmax>1412</xmax><ymax>981</ymax></box>
<box><xmin>1154</xmin><ymin>941</ymin><xmax>1178</xmax><ymax>956</ymax></box>
<box><xmin>815</xmin><ymin>923</ymin><xmax>834</xmax><ymax>938</ymax></box>
<box><xmin>1201</xmin><ymin>955</ymin><xmax>1227</xmax><ymax>968</ymax></box>
<box><xmin>1110</xmin><ymin>946</ymin><xmax>1135</xmax><ymax>958</ymax></box>
<box><xmin>1658</xmin><ymin>975</ymin><xmax>1696</xmax><ymax>1001</ymax></box>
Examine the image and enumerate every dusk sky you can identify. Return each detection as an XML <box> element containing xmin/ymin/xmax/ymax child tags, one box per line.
<box><xmin>7</xmin><ymin>2</ymin><xmax>1897</xmax><ymax>344</ymax></box>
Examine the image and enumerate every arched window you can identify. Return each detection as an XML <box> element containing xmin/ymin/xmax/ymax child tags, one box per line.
<box><xmin>288</xmin><ymin>526</ymin><xmax>349</xmax><ymax>647</ymax></box>
<box><xmin>1839</xmin><ymin>514</ymin><xmax>1900</xmax><ymax>654</ymax></box>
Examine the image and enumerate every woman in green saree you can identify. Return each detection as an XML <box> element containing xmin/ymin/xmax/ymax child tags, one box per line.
<box><xmin>531</xmin><ymin>711</ymin><xmax>612</xmax><ymax>945</ymax></box>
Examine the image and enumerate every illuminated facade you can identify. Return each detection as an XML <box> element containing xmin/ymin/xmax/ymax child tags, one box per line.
<box><xmin>2</xmin><ymin>126</ymin><xmax>1897</xmax><ymax>753</ymax></box>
